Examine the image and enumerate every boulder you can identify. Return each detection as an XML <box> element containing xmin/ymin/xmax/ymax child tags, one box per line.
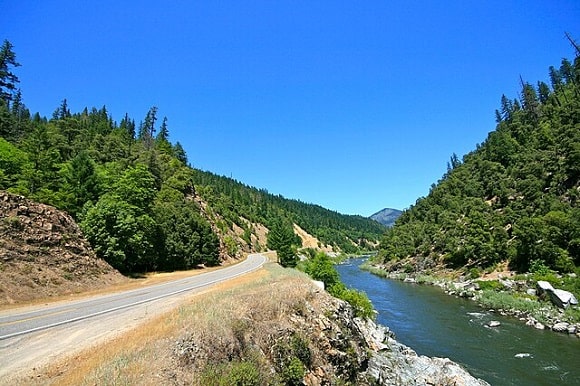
<box><xmin>552</xmin><ymin>322</ymin><xmax>569</xmax><ymax>333</ymax></box>
<box><xmin>549</xmin><ymin>289</ymin><xmax>578</xmax><ymax>309</ymax></box>
<box><xmin>487</xmin><ymin>321</ymin><xmax>501</xmax><ymax>328</ymax></box>
<box><xmin>536</xmin><ymin>280</ymin><xmax>578</xmax><ymax>308</ymax></box>
<box><xmin>536</xmin><ymin>280</ymin><xmax>554</xmax><ymax>294</ymax></box>
<box><xmin>312</xmin><ymin>280</ymin><xmax>325</xmax><ymax>290</ymax></box>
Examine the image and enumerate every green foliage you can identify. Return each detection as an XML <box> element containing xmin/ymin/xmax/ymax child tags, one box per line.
<box><xmin>332</xmin><ymin>285</ymin><xmax>375</xmax><ymax>319</ymax></box>
<box><xmin>290</xmin><ymin>335</ymin><xmax>311</xmax><ymax>367</ymax></box>
<box><xmin>3</xmin><ymin>215</ymin><xmax>23</xmax><ymax>230</ymax></box>
<box><xmin>477</xmin><ymin>290</ymin><xmax>543</xmax><ymax>317</ymax></box>
<box><xmin>224</xmin><ymin>360</ymin><xmax>262</xmax><ymax>386</ymax></box>
<box><xmin>375</xmin><ymin>52</ymin><xmax>580</xmax><ymax>276</ymax></box>
<box><xmin>281</xmin><ymin>357</ymin><xmax>305</xmax><ymax>386</ymax></box>
<box><xmin>0</xmin><ymin>39</ymin><xmax>20</xmax><ymax>105</ymax></box>
<box><xmin>81</xmin><ymin>194</ymin><xmax>157</xmax><ymax>272</ymax></box>
<box><xmin>200</xmin><ymin>360</ymin><xmax>262</xmax><ymax>386</ymax></box>
<box><xmin>302</xmin><ymin>253</ymin><xmax>375</xmax><ymax>319</ymax></box>
<box><xmin>154</xmin><ymin>200</ymin><xmax>219</xmax><ymax>270</ymax></box>
<box><xmin>0</xmin><ymin>137</ymin><xmax>27</xmax><ymax>190</ymax></box>
<box><xmin>191</xmin><ymin>169</ymin><xmax>385</xmax><ymax>253</ymax></box>
<box><xmin>468</xmin><ymin>267</ymin><xmax>482</xmax><ymax>279</ymax></box>
<box><xmin>268</xmin><ymin>218</ymin><xmax>298</xmax><ymax>267</ymax></box>
<box><xmin>529</xmin><ymin>259</ymin><xmax>552</xmax><ymax>276</ymax></box>
<box><xmin>474</xmin><ymin>280</ymin><xmax>503</xmax><ymax>291</ymax></box>
<box><xmin>302</xmin><ymin>253</ymin><xmax>341</xmax><ymax>287</ymax></box>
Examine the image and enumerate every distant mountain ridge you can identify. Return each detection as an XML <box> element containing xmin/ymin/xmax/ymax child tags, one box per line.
<box><xmin>370</xmin><ymin>208</ymin><xmax>402</xmax><ymax>227</ymax></box>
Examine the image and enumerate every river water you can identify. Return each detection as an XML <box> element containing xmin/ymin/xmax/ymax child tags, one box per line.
<box><xmin>336</xmin><ymin>258</ymin><xmax>580</xmax><ymax>385</ymax></box>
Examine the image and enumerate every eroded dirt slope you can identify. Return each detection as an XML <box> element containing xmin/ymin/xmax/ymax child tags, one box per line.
<box><xmin>0</xmin><ymin>192</ymin><xmax>125</xmax><ymax>306</ymax></box>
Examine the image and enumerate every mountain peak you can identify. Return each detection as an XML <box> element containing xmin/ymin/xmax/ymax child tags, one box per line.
<box><xmin>370</xmin><ymin>208</ymin><xmax>402</xmax><ymax>227</ymax></box>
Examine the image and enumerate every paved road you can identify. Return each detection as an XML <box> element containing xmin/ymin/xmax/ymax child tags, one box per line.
<box><xmin>0</xmin><ymin>253</ymin><xmax>267</xmax><ymax>341</ymax></box>
<box><xmin>0</xmin><ymin>253</ymin><xmax>267</xmax><ymax>382</ymax></box>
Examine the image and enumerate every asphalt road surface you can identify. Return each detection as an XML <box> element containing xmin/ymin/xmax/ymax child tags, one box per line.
<box><xmin>0</xmin><ymin>253</ymin><xmax>267</xmax><ymax>381</ymax></box>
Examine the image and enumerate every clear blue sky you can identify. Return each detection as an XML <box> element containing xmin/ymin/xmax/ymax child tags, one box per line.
<box><xmin>2</xmin><ymin>1</ymin><xmax>579</xmax><ymax>216</ymax></box>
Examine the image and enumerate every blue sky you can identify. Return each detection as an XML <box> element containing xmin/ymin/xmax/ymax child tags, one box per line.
<box><xmin>2</xmin><ymin>1</ymin><xmax>579</xmax><ymax>216</ymax></box>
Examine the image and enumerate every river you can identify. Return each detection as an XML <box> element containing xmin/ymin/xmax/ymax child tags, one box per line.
<box><xmin>336</xmin><ymin>258</ymin><xmax>580</xmax><ymax>385</ymax></box>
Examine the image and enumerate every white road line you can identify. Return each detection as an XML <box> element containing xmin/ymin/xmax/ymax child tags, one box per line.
<box><xmin>0</xmin><ymin>254</ymin><xmax>266</xmax><ymax>340</ymax></box>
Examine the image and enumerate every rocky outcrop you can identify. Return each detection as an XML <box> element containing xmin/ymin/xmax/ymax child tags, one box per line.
<box><xmin>0</xmin><ymin>191</ymin><xmax>125</xmax><ymax>304</ymax></box>
<box><xmin>353</xmin><ymin>315</ymin><xmax>489</xmax><ymax>385</ymax></box>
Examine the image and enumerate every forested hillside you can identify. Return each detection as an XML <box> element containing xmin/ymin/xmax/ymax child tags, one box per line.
<box><xmin>0</xmin><ymin>40</ymin><xmax>383</xmax><ymax>273</ymax></box>
<box><xmin>374</xmin><ymin>48</ymin><xmax>580</xmax><ymax>275</ymax></box>
<box><xmin>191</xmin><ymin>169</ymin><xmax>384</xmax><ymax>254</ymax></box>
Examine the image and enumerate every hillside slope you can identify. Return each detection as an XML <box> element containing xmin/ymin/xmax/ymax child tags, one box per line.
<box><xmin>373</xmin><ymin>52</ymin><xmax>580</xmax><ymax>275</ymax></box>
<box><xmin>0</xmin><ymin>192</ymin><xmax>125</xmax><ymax>305</ymax></box>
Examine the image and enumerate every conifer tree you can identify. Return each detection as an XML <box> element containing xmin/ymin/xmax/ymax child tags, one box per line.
<box><xmin>0</xmin><ymin>40</ymin><xmax>20</xmax><ymax>104</ymax></box>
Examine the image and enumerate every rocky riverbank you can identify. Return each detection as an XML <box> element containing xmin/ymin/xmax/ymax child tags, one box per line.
<box><xmin>364</xmin><ymin>263</ymin><xmax>580</xmax><ymax>339</ymax></box>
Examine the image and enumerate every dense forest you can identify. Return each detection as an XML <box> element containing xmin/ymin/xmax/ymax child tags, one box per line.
<box><xmin>0</xmin><ymin>40</ymin><xmax>384</xmax><ymax>273</ymax></box>
<box><xmin>373</xmin><ymin>46</ymin><xmax>580</xmax><ymax>276</ymax></box>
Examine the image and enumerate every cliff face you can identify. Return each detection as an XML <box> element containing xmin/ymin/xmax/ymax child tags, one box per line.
<box><xmin>0</xmin><ymin>192</ymin><xmax>125</xmax><ymax>305</ymax></box>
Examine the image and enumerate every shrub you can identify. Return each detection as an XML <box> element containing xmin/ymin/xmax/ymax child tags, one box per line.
<box><xmin>281</xmin><ymin>357</ymin><xmax>305</xmax><ymax>386</ymax></box>
<box><xmin>291</xmin><ymin>335</ymin><xmax>311</xmax><ymax>367</ymax></box>
<box><xmin>3</xmin><ymin>216</ymin><xmax>23</xmax><ymax>230</ymax></box>
<box><xmin>331</xmin><ymin>285</ymin><xmax>375</xmax><ymax>320</ymax></box>
<box><xmin>468</xmin><ymin>267</ymin><xmax>482</xmax><ymax>279</ymax></box>
<box><xmin>475</xmin><ymin>279</ymin><xmax>502</xmax><ymax>291</ymax></box>
<box><xmin>225</xmin><ymin>360</ymin><xmax>262</xmax><ymax>386</ymax></box>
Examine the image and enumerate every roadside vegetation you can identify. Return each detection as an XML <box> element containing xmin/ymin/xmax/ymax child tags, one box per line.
<box><xmin>298</xmin><ymin>251</ymin><xmax>375</xmax><ymax>319</ymax></box>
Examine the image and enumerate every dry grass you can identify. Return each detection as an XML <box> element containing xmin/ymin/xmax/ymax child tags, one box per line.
<box><xmin>37</xmin><ymin>264</ymin><xmax>315</xmax><ymax>385</ymax></box>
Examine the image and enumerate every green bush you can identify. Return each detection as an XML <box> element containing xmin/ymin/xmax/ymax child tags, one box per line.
<box><xmin>333</xmin><ymin>286</ymin><xmax>375</xmax><ymax>320</ymax></box>
<box><xmin>200</xmin><ymin>360</ymin><xmax>262</xmax><ymax>386</ymax></box>
<box><xmin>475</xmin><ymin>279</ymin><xmax>503</xmax><ymax>291</ymax></box>
<box><xmin>281</xmin><ymin>357</ymin><xmax>305</xmax><ymax>386</ymax></box>
<box><xmin>291</xmin><ymin>335</ymin><xmax>311</xmax><ymax>367</ymax></box>
<box><xmin>468</xmin><ymin>267</ymin><xmax>482</xmax><ymax>279</ymax></box>
<box><xmin>302</xmin><ymin>253</ymin><xmax>375</xmax><ymax>319</ymax></box>
<box><xmin>225</xmin><ymin>361</ymin><xmax>262</xmax><ymax>386</ymax></box>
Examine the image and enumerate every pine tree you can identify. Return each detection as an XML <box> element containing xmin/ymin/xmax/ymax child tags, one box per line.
<box><xmin>0</xmin><ymin>40</ymin><xmax>20</xmax><ymax>103</ymax></box>
<box><xmin>139</xmin><ymin>106</ymin><xmax>158</xmax><ymax>148</ymax></box>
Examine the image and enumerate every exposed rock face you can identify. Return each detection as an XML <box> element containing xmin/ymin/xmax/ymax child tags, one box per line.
<box><xmin>353</xmin><ymin>316</ymin><xmax>489</xmax><ymax>385</ymax></box>
<box><xmin>370</xmin><ymin>208</ymin><xmax>403</xmax><ymax>227</ymax></box>
<box><xmin>0</xmin><ymin>192</ymin><xmax>125</xmax><ymax>305</ymax></box>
